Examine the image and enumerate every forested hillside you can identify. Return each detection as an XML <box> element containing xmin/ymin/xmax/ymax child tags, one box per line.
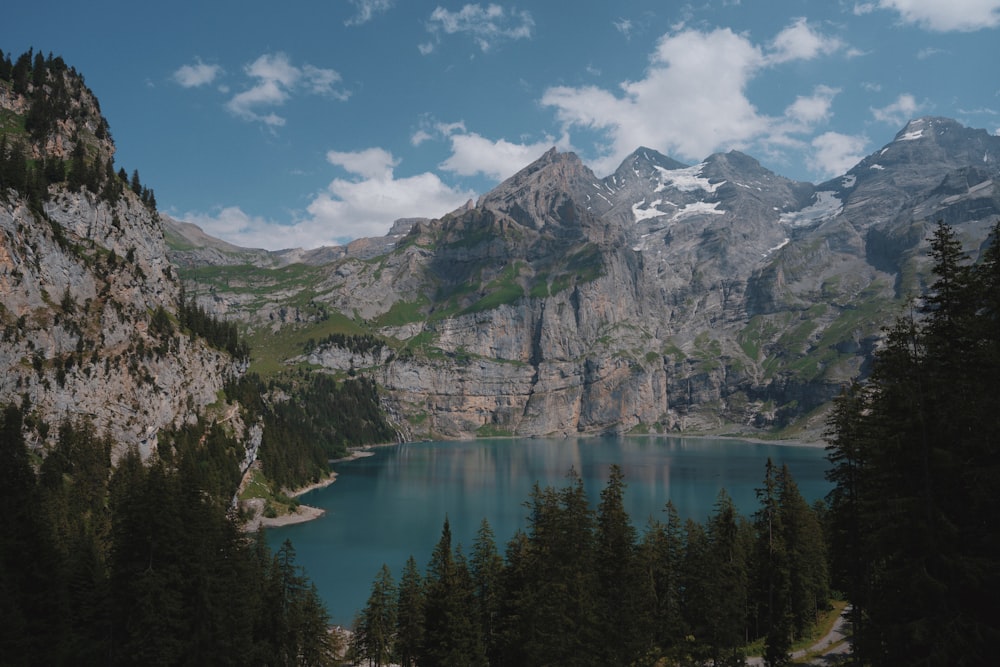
<box><xmin>825</xmin><ymin>221</ymin><xmax>1000</xmax><ymax>666</ymax></box>
<box><xmin>1</xmin><ymin>48</ymin><xmax>393</xmax><ymax>665</ymax></box>
<box><xmin>0</xmin><ymin>406</ymin><xmax>336</xmax><ymax>665</ymax></box>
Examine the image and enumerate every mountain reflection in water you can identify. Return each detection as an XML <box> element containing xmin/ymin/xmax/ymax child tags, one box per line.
<box><xmin>268</xmin><ymin>436</ymin><xmax>831</xmax><ymax>625</ymax></box>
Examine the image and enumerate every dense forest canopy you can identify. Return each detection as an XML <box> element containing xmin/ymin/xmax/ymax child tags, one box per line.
<box><xmin>0</xmin><ymin>406</ymin><xmax>336</xmax><ymax>665</ymax></box>
<box><xmin>825</xmin><ymin>221</ymin><xmax>1000</xmax><ymax>666</ymax></box>
<box><xmin>350</xmin><ymin>462</ymin><xmax>829</xmax><ymax>667</ymax></box>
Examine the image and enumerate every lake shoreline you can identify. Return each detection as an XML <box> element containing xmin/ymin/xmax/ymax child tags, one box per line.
<box><xmin>255</xmin><ymin>434</ymin><xmax>826</xmax><ymax>530</ymax></box>
<box><xmin>252</xmin><ymin>447</ymin><xmax>380</xmax><ymax>530</ymax></box>
<box><xmin>263</xmin><ymin>434</ymin><xmax>833</xmax><ymax>626</ymax></box>
<box><xmin>629</xmin><ymin>432</ymin><xmax>827</xmax><ymax>448</ymax></box>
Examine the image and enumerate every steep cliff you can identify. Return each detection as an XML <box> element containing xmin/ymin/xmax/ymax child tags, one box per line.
<box><xmin>175</xmin><ymin>118</ymin><xmax>999</xmax><ymax>440</ymax></box>
<box><xmin>0</xmin><ymin>55</ymin><xmax>242</xmax><ymax>460</ymax></box>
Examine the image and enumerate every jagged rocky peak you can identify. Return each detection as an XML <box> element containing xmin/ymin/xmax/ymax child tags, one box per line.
<box><xmin>841</xmin><ymin>116</ymin><xmax>1000</xmax><ymax>194</ymax></box>
<box><xmin>477</xmin><ymin>147</ymin><xmax>601</xmax><ymax>229</ymax></box>
<box><xmin>885</xmin><ymin>116</ymin><xmax>999</xmax><ymax>162</ymax></box>
<box><xmin>615</xmin><ymin>146</ymin><xmax>688</xmax><ymax>178</ymax></box>
<box><xmin>702</xmin><ymin>150</ymin><xmax>772</xmax><ymax>181</ymax></box>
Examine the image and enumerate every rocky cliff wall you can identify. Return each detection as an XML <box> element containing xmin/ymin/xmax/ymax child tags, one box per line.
<box><xmin>0</xmin><ymin>188</ymin><xmax>239</xmax><ymax>459</ymax></box>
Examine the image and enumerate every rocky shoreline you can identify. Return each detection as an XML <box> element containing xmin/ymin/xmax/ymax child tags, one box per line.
<box><xmin>244</xmin><ymin>448</ymin><xmax>378</xmax><ymax>532</ymax></box>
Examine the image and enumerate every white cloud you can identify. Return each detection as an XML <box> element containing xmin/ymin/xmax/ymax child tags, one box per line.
<box><xmin>410</xmin><ymin>129</ymin><xmax>433</xmax><ymax>146</ymax></box>
<box><xmin>543</xmin><ymin>21</ymin><xmax>849</xmax><ymax>174</ymax></box>
<box><xmin>183</xmin><ymin>150</ymin><xmax>477</xmax><ymax>249</ymax></box>
<box><xmin>422</xmin><ymin>3</ymin><xmax>534</xmax><ymax>53</ymax></box>
<box><xmin>876</xmin><ymin>0</ymin><xmax>1000</xmax><ymax>31</ymax></box>
<box><xmin>614</xmin><ymin>18</ymin><xmax>634</xmax><ymax>39</ymax></box>
<box><xmin>766</xmin><ymin>17</ymin><xmax>844</xmax><ymax>64</ymax></box>
<box><xmin>225</xmin><ymin>53</ymin><xmax>347</xmax><ymax>126</ymax></box>
<box><xmin>326</xmin><ymin>147</ymin><xmax>398</xmax><ymax>180</ymax></box>
<box><xmin>809</xmin><ymin>132</ymin><xmax>869</xmax><ymax>177</ymax></box>
<box><xmin>305</xmin><ymin>148</ymin><xmax>476</xmax><ymax>242</ymax></box>
<box><xmin>410</xmin><ymin>120</ymin><xmax>567</xmax><ymax>181</ymax></box>
<box><xmin>785</xmin><ymin>85</ymin><xmax>840</xmax><ymax>127</ymax></box>
<box><xmin>345</xmin><ymin>0</ymin><xmax>393</xmax><ymax>26</ymax></box>
<box><xmin>172</xmin><ymin>59</ymin><xmax>222</xmax><ymax>88</ymax></box>
<box><xmin>871</xmin><ymin>93</ymin><xmax>924</xmax><ymax>124</ymax></box>
<box><xmin>180</xmin><ymin>206</ymin><xmax>299</xmax><ymax>250</ymax></box>
<box><xmin>549</xmin><ymin>26</ymin><xmax>767</xmax><ymax>172</ymax></box>
<box><xmin>439</xmin><ymin>131</ymin><xmax>564</xmax><ymax>180</ymax></box>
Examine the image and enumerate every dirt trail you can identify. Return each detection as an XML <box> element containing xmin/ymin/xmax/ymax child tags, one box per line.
<box><xmin>747</xmin><ymin>605</ymin><xmax>851</xmax><ymax>666</ymax></box>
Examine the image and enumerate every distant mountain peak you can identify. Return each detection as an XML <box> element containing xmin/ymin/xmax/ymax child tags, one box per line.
<box><xmin>477</xmin><ymin>148</ymin><xmax>598</xmax><ymax>227</ymax></box>
<box><xmin>621</xmin><ymin>146</ymin><xmax>688</xmax><ymax>171</ymax></box>
<box><xmin>893</xmin><ymin>116</ymin><xmax>947</xmax><ymax>142</ymax></box>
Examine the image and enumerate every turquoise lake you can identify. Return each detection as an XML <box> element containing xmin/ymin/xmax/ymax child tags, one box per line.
<box><xmin>266</xmin><ymin>436</ymin><xmax>832</xmax><ymax>626</ymax></box>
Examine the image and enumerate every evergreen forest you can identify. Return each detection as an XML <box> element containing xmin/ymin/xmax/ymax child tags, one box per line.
<box><xmin>824</xmin><ymin>221</ymin><xmax>1000</xmax><ymax>666</ymax></box>
<box><xmin>0</xmin><ymin>405</ymin><xmax>336</xmax><ymax>665</ymax></box>
<box><xmin>350</xmin><ymin>461</ymin><xmax>829</xmax><ymax>667</ymax></box>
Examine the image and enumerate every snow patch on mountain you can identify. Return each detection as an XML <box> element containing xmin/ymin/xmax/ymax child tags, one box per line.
<box><xmin>654</xmin><ymin>164</ymin><xmax>724</xmax><ymax>194</ymax></box>
<box><xmin>763</xmin><ymin>238</ymin><xmax>790</xmax><ymax>257</ymax></box>
<box><xmin>632</xmin><ymin>199</ymin><xmax>669</xmax><ymax>222</ymax></box>
<box><xmin>672</xmin><ymin>201</ymin><xmax>724</xmax><ymax>220</ymax></box>
<box><xmin>780</xmin><ymin>191</ymin><xmax>842</xmax><ymax>227</ymax></box>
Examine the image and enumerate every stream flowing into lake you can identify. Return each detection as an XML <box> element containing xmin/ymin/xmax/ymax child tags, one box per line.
<box><xmin>267</xmin><ymin>435</ymin><xmax>831</xmax><ymax>626</ymax></box>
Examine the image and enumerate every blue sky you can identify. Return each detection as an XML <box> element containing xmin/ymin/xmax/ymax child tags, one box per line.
<box><xmin>3</xmin><ymin>1</ymin><xmax>999</xmax><ymax>250</ymax></box>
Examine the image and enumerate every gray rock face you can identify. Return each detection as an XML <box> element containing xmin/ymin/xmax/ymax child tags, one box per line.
<box><xmin>179</xmin><ymin>117</ymin><xmax>1000</xmax><ymax>440</ymax></box>
<box><xmin>0</xmin><ymin>189</ymin><xmax>240</xmax><ymax>460</ymax></box>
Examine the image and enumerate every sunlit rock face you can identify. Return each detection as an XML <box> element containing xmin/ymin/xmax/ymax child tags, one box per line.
<box><xmin>1</xmin><ymin>76</ymin><xmax>240</xmax><ymax>460</ymax></box>
<box><xmin>176</xmin><ymin>117</ymin><xmax>1000</xmax><ymax>439</ymax></box>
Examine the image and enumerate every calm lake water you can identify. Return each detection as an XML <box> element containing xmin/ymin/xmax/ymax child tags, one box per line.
<box><xmin>266</xmin><ymin>436</ymin><xmax>832</xmax><ymax>626</ymax></box>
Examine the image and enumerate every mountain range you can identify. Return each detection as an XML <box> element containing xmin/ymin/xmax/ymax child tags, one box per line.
<box><xmin>3</xmin><ymin>54</ymin><xmax>999</xmax><ymax>454</ymax></box>
<box><xmin>166</xmin><ymin>116</ymin><xmax>1000</xmax><ymax>440</ymax></box>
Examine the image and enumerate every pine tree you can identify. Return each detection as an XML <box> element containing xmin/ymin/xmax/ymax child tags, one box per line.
<box><xmin>421</xmin><ymin>517</ymin><xmax>483</xmax><ymax>667</ymax></box>
<box><xmin>680</xmin><ymin>517</ymin><xmax>715</xmax><ymax>665</ymax></box>
<box><xmin>515</xmin><ymin>472</ymin><xmax>600</xmax><ymax>665</ymax></box>
<box><xmin>469</xmin><ymin>518</ymin><xmax>503</xmax><ymax>664</ymax></box>
<box><xmin>777</xmin><ymin>464</ymin><xmax>828</xmax><ymax>640</ymax></box>
<box><xmin>0</xmin><ymin>404</ymin><xmax>63</xmax><ymax>664</ymax></box>
<box><xmin>705</xmin><ymin>490</ymin><xmax>751</xmax><ymax>666</ymax></box>
<box><xmin>753</xmin><ymin>458</ymin><xmax>792</xmax><ymax>665</ymax></box>
<box><xmin>395</xmin><ymin>555</ymin><xmax>424</xmax><ymax>667</ymax></box>
<box><xmin>636</xmin><ymin>500</ymin><xmax>686</xmax><ymax>661</ymax></box>
<box><xmin>595</xmin><ymin>464</ymin><xmax>642</xmax><ymax>665</ymax></box>
<box><xmin>356</xmin><ymin>564</ymin><xmax>397</xmax><ymax>667</ymax></box>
